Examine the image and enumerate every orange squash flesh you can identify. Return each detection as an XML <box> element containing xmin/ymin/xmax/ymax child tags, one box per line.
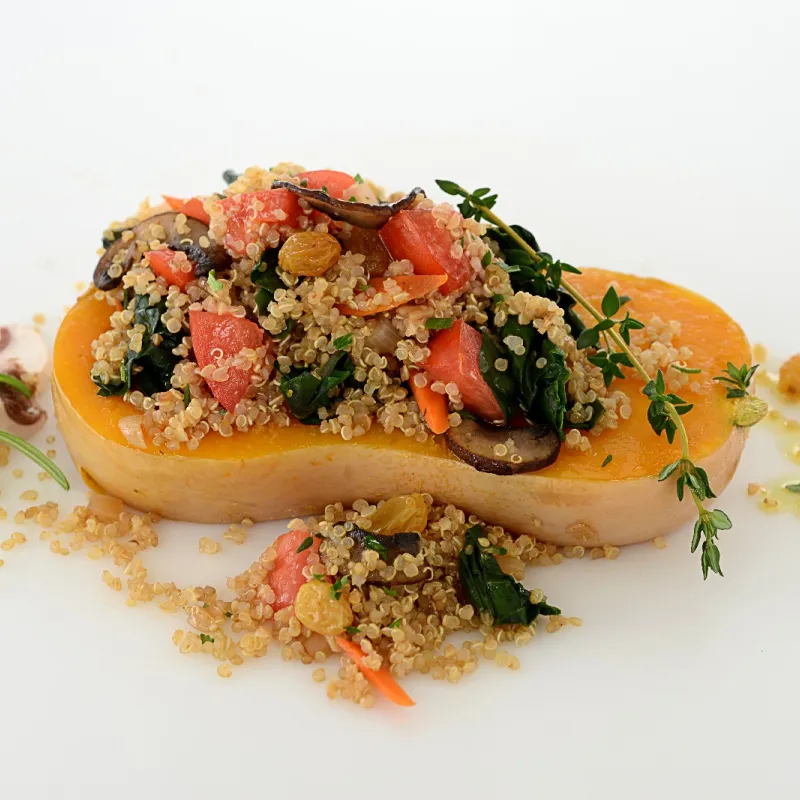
<box><xmin>52</xmin><ymin>270</ymin><xmax>751</xmax><ymax>544</ymax></box>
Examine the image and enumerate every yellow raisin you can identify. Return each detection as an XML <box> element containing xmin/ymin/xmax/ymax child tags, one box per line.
<box><xmin>294</xmin><ymin>580</ymin><xmax>353</xmax><ymax>636</ymax></box>
<box><xmin>778</xmin><ymin>354</ymin><xmax>800</xmax><ymax>398</ymax></box>
<box><xmin>278</xmin><ymin>232</ymin><xmax>341</xmax><ymax>276</ymax></box>
<box><xmin>370</xmin><ymin>494</ymin><xmax>429</xmax><ymax>535</ymax></box>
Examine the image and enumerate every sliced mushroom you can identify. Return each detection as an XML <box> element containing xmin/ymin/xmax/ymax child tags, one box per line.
<box><xmin>346</xmin><ymin>524</ymin><xmax>422</xmax><ymax>585</ymax></box>
<box><xmin>93</xmin><ymin>212</ymin><xmax>231</xmax><ymax>290</ymax></box>
<box><xmin>272</xmin><ymin>181</ymin><xmax>424</xmax><ymax>229</ymax></box>
<box><xmin>0</xmin><ymin>325</ymin><xmax>49</xmax><ymax>437</ymax></box>
<box><xmin>445</xmin><ymin>418</ymin><xmax>560</xmax><ymax>475</ymax></box>
<box><xmin>336</xmin><ymin>226</ymin><xmax>393</xmax><ymax>274</ymax></box>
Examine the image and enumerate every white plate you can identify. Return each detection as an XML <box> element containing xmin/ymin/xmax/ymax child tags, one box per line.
<box><xmin>2</xmin><ymin>1</ymin><xmax>799</xmax><ymax>797</ymax></box>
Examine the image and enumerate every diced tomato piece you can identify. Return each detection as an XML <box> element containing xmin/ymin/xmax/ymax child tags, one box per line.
<box><xmin>145</xmin><ymin>248</ymin><xmax>194</xmax><ymax>290</ymax></box>
<box><xmin>379</xmin><ymin>209</ymin><xmax>472</xmax><ymax>295</ymax></box>
<box><xmin>268</xmin><ymin>529</ymin><xmax>321</xmax><ymax>610</ymax></box>
<box><xmin>218</xmin><ymin>189</ymin><xmax>302</xmax><ymax>257</ymax></box>
<box><xmin>163</xmin><ymin>195</ymin><xmax>211</xmax><ymax>225</ymax></box>
<box><xmin>189</xmin><ymin>310</ymin><xmax>264</xmax><ymax>413</ymax></box>
<box><xmin>424</xmin><ymin>320</ymin><xmax>503</xmax><ymax>422</ymax></box>
<box><xmin>296</xmin><ymin>170</ymin><xmax>356</xmax><ymax>199</ymax></box>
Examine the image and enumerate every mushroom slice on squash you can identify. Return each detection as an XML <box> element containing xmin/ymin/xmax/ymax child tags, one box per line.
<box><xmin>446</xmin><ymin>418</ymin><xmax>561</xmax><ymax>475</ymax></box>
<box><xmin>271</xmin><ymin>181</ymin><xmax>424</xmax><ymax>229</ymax></box>
<box><xmin>93</xmin><ymin>212</ymin><xmax>231</xmax><ymax>289</ymax></box>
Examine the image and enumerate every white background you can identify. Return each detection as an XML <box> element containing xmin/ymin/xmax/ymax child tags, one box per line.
<box><xmin>1</xmin><ymin>1</ymin><xmax>799</xmax><ymax>798</ymax></box>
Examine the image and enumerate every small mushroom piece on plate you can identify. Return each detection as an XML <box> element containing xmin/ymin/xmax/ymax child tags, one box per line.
<box><xmin>0</xmin><ymin>324</ymin><xmax>49</xmax><ymax>437</ymax></box>
<box><xmin>345</xmin><ymin>523</ymin><xmax>423</xmax><ymax>585</ymax></box>
<box><xmin>93</xmin><ymin>211</ymin><xmax>231</xmax><ymax>290</ymax></box>
<box><xmin>445</xmin><ymin>417</ymin><xmax>561</xmax><ymax>475</ymax></box>
<box><xmin>271</xmin><ymin>181</ymin><xmax>424</xmax><ymax>229</ymax></box>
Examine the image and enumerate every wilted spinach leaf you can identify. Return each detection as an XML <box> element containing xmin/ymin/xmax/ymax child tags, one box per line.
<box><xmin>92</xmin><ymin>376</ymin><xmax>126</xmax><ymax>397</ymax></box>
<box><xmin>531</xmin><ymin>339</ymin><xmax>570</xmax><ymax>439</ymax></box>
<box><xmin>478</xmin><ymin>330</ymin><xmax>516</xmax><ymax>424</ymax></box>
<box><xmin>458</xmin><ymin>525</ymin><xmax>560</xmax><ymax>626</ymax></box>
<box><xmin>251</xmin><ymin>248</ymin><xmax>282</xmax><ymax>314</ymax></box>
<box><xmin>281</xmin><ymin>350</ymin><xmax>354</xmax><ymax>424</ymax></box>
<box><xmin>113</xmin><ymin>294</ymin><xmax>182</xmax><ymax>396</ymax></box>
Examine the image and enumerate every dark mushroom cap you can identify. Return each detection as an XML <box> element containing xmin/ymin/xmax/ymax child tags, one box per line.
<box><xmin>93</xmin><ymin>212</ymin><xmax>231</xmax><ymax>290</ymax></box>
<box><xmin>271</xmin><ymin>181</ymin><xmax>424</xmax><ymax>229</ymax></box>
<box><xmin>346</xmin><ymin>524</ymin><xmax>423</xmax><ymax>585</ymax></box>
<box><xmin>0</xmin><ymin>364</ymin><xmax>44</xmax><ymax>427</ymax></box>
<box><xmin>446</xmin><ymin>418</ymin><xmax>561</xmax><ymax>475</ymax></box>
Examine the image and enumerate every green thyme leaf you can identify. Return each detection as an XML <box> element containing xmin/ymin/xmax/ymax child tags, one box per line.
<box><xmin>183</xmin><ymin>386</ymin><xmax>191</xmax><ymax>407</ymax></box>
<box><xmin>425</xmin><ymin>317</ymin><xmax>455</xmax><ymax>331</ymax></box>
<box><xmin>345</xmin><ymin>626</ymin><xmax>361</xmax><ymax>635</ymax></box>
<box><xmin>435</xmin><ymin>179</ymin><xmax>467</xmax><ymax>197</ymax></box>
<box><xmin>333</xmin><ymin>333</ymin><xmax>353</xmax><ymax>350</ymax></box>
<box><xmin>601</xmin><ymin>286</ymin><xmax>620</xmax><ymax>318</ymax></box>
<box><xmin>670</xmin><ymin>364</ymin><xmax>702</xmax><ymax>375</ymax></box>
<box><xmin>713</xmin><ymin>362</ymin><xmax>758</xmax><ymax>399</ymax></box>
<box><xmin>207</xmin><ymin>270</ymin><xmax>223</xmax><ymax>292</ymax></box>
<box><xmin>602</xmin><ymin>454</ymin><xmax>613</xmax><ymax>467</ymax></box>
<box><xmin>354</xmin><ymin>173</ymin><xmax>364</xmax><ymax>184</ymax></box>
<box><xmin>330</xmin><ymin>574</ymin><xmax>350</xmax><ymax>600</ymax></box>
<box><xmin>388</xmin><ymin>618</ymin><xmax>403</xmax><ymax>629</ymax></box>
<box><xmin>481</xmin><ymin>250</ymin><xmax>493</xmax><ymax>267</ymax></box>
<box><xmin>200</xmin><ymin>634</ymin><xmax>215</xmax><ymax>644</ymax></box>
<box><xmin>784</xmin><ymin>483</ymin><xmax>800</xmax><ymax>494</ymax></box>
<box><xmin>225</xmin><ymin>611</ymin><xmax>233</xmax><ymax>618</ymax></box>
<box><xmin>383</xmin><ymin>587</ymin><xmax>398</xmax><ymax>597</ymax></box>
<box><xmin>362</xmin><ymin>534</ymin><xmax>389</xmax><ymax>561</ymax></box>
<box><xmin>296</xmin><ymin>536</ymin><xmax>313</xmax><ymax>554</ymax></box>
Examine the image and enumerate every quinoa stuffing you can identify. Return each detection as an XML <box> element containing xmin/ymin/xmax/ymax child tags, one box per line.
<box><xmin>88</xmin><ymin>163</ymin><xmax>696</xmax><ymax>463</ymax></box>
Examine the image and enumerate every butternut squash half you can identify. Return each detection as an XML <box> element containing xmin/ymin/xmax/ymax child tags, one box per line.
<box><xmin>52</xmin><ymin>269</ymin><xmax>750</xmax><ymax>546</ymax></box>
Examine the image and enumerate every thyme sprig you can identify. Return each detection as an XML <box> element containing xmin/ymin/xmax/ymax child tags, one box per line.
<box><xmin>713</xmin><ymin>362</ymin><xmax>758</xmax><ymax>399</ymax></box>
<box><xmin>436</xmin><ymin>178</ymin><xmax>747</xmax><ymax>579</ymax></box>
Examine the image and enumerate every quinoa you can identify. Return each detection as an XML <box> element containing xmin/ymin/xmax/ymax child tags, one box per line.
<box><xmin>31</xmin><ymin>491</ymin><xmax>598</xmax><ymax>709</ymax></box>
<box><xmin>89</xmin><ymin>163</ymin><xmax>692</xmax><ymax>455</ymax></box>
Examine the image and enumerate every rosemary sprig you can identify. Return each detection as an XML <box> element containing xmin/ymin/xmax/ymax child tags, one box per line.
<box><xmin>0</xmin><ymin>373</ymin><xmax>33</xmax><ymax>397</ymax></box>
<box><xmin>436</xmin><ymin>179</ymin><xmax>745</xmax><ymax>579</ymax></box>
<box><xmin>0</xmin><ymin>430</ymin><xmax>69</xmax><ymax>489</ymax></box>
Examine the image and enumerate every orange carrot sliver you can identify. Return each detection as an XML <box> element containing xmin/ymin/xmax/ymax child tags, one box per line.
<box><xmin>162</xmin><ymin>194</ymin><xmax>211</xmax><ymax>225</ymax></box>
<box><xmin>410</xmin><ymin>374</ymin><xmax>450</xmax><ymax>434</ymax></box>
<box><xmin>338</xmin><ymin>274</ymin><xmax>446</xmax><ymax>317</ymax></box>
<box><xmin>335</xmin><ymin>636</ymin><xmax>415</xmax><ymax>707</ymax></box>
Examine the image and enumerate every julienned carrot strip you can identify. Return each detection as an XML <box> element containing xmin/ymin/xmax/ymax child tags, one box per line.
<box><xmin>335</xmin><ymin>636</ymin><xmax>415</xmax><ymax>707</ymax></box>
<box><xmin>162</xmin><ymin>194</ymin><xmax>211</xmax><ymax>225</ymax></box>
<box><xmin>338</xmin><ymin>274</ymin><xmax>447</xmax><ymax>317</ymax></box>
<box><xmin>410</xmin><ymin>374</ymin><xmax>450</xmax><ymax>434</ymax></box>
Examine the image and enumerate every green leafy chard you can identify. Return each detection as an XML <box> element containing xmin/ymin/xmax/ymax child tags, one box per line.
<box><xmin>251</xmin><ymin>249</ymin><xmax>283</xmax><ymax>314</ymax></box>
<box><xmin>458</xmin><ymin>525</ymin><xmax>560</xmax><ymax>626</ymax></box>
<box><xmin>281</xmin><ymin>350</ymin><xmax>354</xmax><ymax>424</ymax></box>
<box><xmin>477</xmin><ymin>330</ymin><xmax>516</xmax><ymax>424</ymax></box>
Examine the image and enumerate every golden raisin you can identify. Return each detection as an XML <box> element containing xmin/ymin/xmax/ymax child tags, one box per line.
<box><xmin>370</xmin><ymin>493</ymin><xmax>429</xmax><ymax>535</ymax></box>
<box><xmin>778</xmin><ymin>354</ymin><xmax>800</xmax><ymax>399</ymax></box>
<box><xmin>294</xmin><ymin>580</ymin><xmax>353</xmax><ymax>636</ymax></box>
<box><xmin>278</xmin><ymin>232</ymin><xmax>341</xmax><ymax>276</ymax></box>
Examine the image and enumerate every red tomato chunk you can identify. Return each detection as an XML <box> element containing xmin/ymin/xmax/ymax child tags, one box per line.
<box><xmin>269</xmin><ymin>529</ymin><xmax>321</xmax><ymax>610</ymax></box>
<box><xmin>424</xmin><ymin>320</ymin><xmax>503</xmax><ymax>422</ymax></box>
<box><xmin>146</xmin><ymin>248</ymin><xmax>193</xmax><ymax>290</ymax></box>
<box><xmin>379</xmin><ymin>209</ymin><xmax>472</xmax><ymax>295</ymax></box>
<box><xmin>189</xmin><ymin>311</ymin><xmax>264</xmax><ymax>413</ymax></box>
<box><xmin>218</xmin><ymin>189</ymin><xmax>302</xmax><ymax>257</ymax></box>
<box><xmin>296</xmin><ymin>170</ymin><xmax>356</xmax><ymax>199</ymax></box>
